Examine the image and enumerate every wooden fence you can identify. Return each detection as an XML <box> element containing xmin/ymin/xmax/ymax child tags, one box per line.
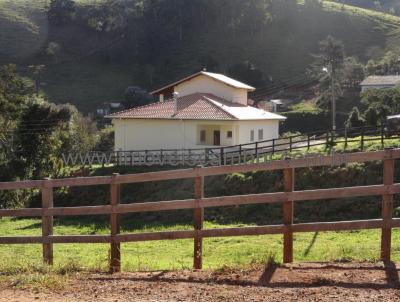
<box><xmin>1</xmin><ymin>148</ymin><xmax>400</xmax><ymax>272</ymax></box>
<box><xmin>62</xmin><ymin>125</ymin><xmax>400</xmax><ymax>167</ymax></box>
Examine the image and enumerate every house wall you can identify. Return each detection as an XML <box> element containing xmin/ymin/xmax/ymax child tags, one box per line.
<box><xmin>113</xmin><ymin>118</ymin><xmax>280</xmax><ymax>151</ymax></box>
<box><xmin>113</xmin><ymin>119</ymin><xmax>238</xmax><ymax>150</ymax></box>
<box><xmin>174</xmin><ymin>75</ymin><xmax>248</xmax><ymax>105</ymax></box>
<box><xmin>237</xmin><ymin>120</ymin><xmax>280</xmax><ymax>146</ymax></box>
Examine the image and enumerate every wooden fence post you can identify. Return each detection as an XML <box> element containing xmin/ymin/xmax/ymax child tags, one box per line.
<box><xmin>283</xmin><ymin>167</ymin><xmax>294</xmax><ymax>263</ymax></box>
<box><xmin>110</xmin><ymin>173</ymin><xmax>121</xmax><ymax>273</ymax></box>
<box><xmin>325</xmin><ymin>132</ymin><xmax>329</xmax><ymax>149</ymax></box>
<box><xmin>255</xmin><ymin>142</ymin><xmax>259</xmax><ymax>163</ymax></box>
<box><xmin>381</xmin><ymin>151</ymin><xmax>394</xmax><ymax>261</ymax></box>
<box><xmin>272</xmin><ymin>139</ymin><xmax>275</xmax><ymax>154</ymax></box>
<box><xmin>194</xmin><ymin>166</ymin><xmax>204</xmax><ymax>269</ymax></box>
<box><xmin>42</xmin><ymin>177</ymin><xmax>53</xmax><ymax>265</ymax></box>
<box><xmin>360</xmin><ymin>127</ymin><xmax>365</xmax><ymax>151</ymax></box>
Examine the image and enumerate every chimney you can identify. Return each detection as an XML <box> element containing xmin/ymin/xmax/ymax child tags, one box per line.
<box><xmin>173</xmin><ymin>92</ymin><xmax>179</xmax><ymax>116</ymax></box>
<box><xmin>159</xmin><ymin>94</ymin><xmax>164</xmax><ymax>103</ymax></box>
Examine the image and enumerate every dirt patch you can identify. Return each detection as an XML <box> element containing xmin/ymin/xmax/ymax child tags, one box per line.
<box><xmin>1</xmin><ymin>261</ymin><xmax>400</xmax><ymax>301</ymax></box>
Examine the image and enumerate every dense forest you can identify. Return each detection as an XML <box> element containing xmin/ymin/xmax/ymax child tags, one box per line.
<box><xmin>1</xmin><ymin>0</ymin><xmax>400</xmax><ymax>112</ymax></box>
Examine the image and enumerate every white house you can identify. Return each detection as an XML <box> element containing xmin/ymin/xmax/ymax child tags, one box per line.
<box><xmin>108</xmin><ymin>71</ymin><xmax>286</xmax><ymax>151</ymax></box>
<box><xmin>360</xmin><ymin>75</ymin><xmax>400</xmax><ymax>92</ymax></box>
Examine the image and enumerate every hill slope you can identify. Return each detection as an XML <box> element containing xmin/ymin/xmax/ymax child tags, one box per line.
<box><xmin>1</xmin><ymin>0</ymin><xmax>400</xmax><ymax>112</ymax></box>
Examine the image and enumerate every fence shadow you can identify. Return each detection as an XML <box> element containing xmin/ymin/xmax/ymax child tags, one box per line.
<box><xmin>89</xmin><ymin>262</ymin><xmax>400</xmax><ymax>290</ymax></box>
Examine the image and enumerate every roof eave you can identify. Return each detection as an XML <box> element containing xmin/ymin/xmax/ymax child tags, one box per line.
<box><xmin>105</xmin><ymin>116</ymin><xmax>238</xmax><ymax>121</ymax></box>
<box><xmin>150</xmin><ymin>71</ymin><xmax>256</xmax><ymax>94</ymax></box>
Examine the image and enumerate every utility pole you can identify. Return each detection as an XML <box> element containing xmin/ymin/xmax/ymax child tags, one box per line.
<box><xmin>331</xmin><ymin>61</ymin><xmax>336</xmax><ymax>131</ymax></box>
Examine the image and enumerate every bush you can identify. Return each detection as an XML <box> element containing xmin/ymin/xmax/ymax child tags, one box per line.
<box><xmin>281</xmin><ymin>111</ymin><xmax>347</xmax><ymax>133</ymax></box>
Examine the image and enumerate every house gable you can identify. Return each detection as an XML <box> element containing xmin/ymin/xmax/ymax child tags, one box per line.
<box><xmin>174</xmin><ymin>74</ymin><xmax>249</xmax><ymax>105</ymax></box>
<box><xmin>151</xmin><ymin>71</ymin><xmax>255</xmax><ymax>106</ymax></box>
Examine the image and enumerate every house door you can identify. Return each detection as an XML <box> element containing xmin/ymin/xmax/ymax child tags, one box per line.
<box><xmin>213</xmin><ymin>130</ymin><xmax>220</xmax><ymax>146</ymax></box>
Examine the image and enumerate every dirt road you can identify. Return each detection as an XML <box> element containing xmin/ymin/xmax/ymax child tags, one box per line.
<box><xmin>1</xmin><ymin>262</ymin><xmax>399</xmax><ymax>301</ymax></box>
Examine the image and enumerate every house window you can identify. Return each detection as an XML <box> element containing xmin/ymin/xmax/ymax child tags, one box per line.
<box><xmin>200</xmin><ymin>130</ymin><xmax>206</xmax><ymax>143</ymax></box>
<box><xmin>258</xmin><ymin>129</ymin><xmax>264</xmax><ymax>140</ymax></box>
<box><xmin>250</xmin><ymin>130</ymin><xmax>254</xmax><ymax>142</ymax></box>
<box><xmin>227</xmin><ymin>131</ymin><xmax>233</xmax><ymax>139</ymax></box>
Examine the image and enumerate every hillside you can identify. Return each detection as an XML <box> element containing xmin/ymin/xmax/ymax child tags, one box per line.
<box><xmin>1</xmin><ymin>0</ymin><xmax>400</xmax><ymax>112</ymax></box>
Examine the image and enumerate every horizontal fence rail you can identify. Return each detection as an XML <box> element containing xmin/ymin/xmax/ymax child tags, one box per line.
<box><xmin>0</xmin><ymin>149</ymin><xmax>399</xmax><ymax>272</ymax></box>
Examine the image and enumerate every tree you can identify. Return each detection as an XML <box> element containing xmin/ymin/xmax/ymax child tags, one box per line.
<box><xmin>364</xmin><ymin>106</ymin><xmax>378</xmax><ymax>126</ymax></box>
<box><xmin>123</xmin><ymin>86</ymin><xmax>153</xmax><ymax>108</ymax></box>
<box><xmin>60</xmin><ymin>105</ymin><xmax>97</xmax><ymax>156</ymax></box>
<box><xmin>0</xmin><ymin>64</ymin><xmax>30</xmax><ymax>122</ymax></box>
<box><xmin>311</xmin><ymin>35</ymin><xmax>345</xmax><ymax>109</ymax></box>
<box><xmin>46</xmin><ymin>42</ymin><xmax>61</xmax><ymax>63</ymax></box>
<box><xmin>28</xmin><ymin>65</ymin><xmax>46</xmax><ymax>96</ymax></box>
<box><xmin>361</xmin><ymin>87</ymin><xmax>400</xmax><ymax>121</ymax></box>
<box><xmin>228</xmin><ymin>61</ymin><xmax>266</xmax><ymax>88</ymax></box>
<box><xmin>198</xmin><ymin>54</ymin><xmax>219</xmax><ymax>73</ymax></box>
<box><xmin>94</xmin><ymin>126</ymin><xmax>114</xmax><ymax>152</ymax></box>
<box><xmin>317</xmin><ymin>35</ymin><xmax>345</xmax><ymax>72</ymax></box>
<box><xmin>346</xmin><ymin>107</ymin><xmax>364</xmax><ymax>128</ymax></box>
<box><xmin>342</xmin><ymin>57</ymin><xmax>365</xmax><ymax>88</ymax></box>
<box><xmin>0</xmin><ymin>64</ymin><xmax>31</xmax><ymax>154</ymax></box>
<box><xmin>16</xmin><ymin>102</ymin><xmax>72</xmax><ymax>180</ymax></box>
<box><xmin>47</xmin><ymin>0</ymin><xmax>76</xmax><ymax>25</ymax></box>
<box><xmin>365</xmin><ymin>51</ymin><xmax>400</xmax><ymax>75</ymax></box>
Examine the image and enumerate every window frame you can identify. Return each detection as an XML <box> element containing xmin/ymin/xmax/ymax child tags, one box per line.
<box><xmin>258</xmin><ymin>129</ymin><xmax>264</xmax><ymax>140</ymax></box>
<box><xmin>200</xmin><ymin>130</ymin><xmax>206</xmax><ymax>143</ymax></box>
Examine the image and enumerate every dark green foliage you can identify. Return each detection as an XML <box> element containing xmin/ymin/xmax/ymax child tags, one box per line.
<box><xmin>0</xmin><ymin>65</ymin><xmax>100</xmax><ymax>208</ymax></box>
<box><xmin>364</xmin><ymin>106</ymin><xmax>379</xmax><ymax>126</ymax></box>
<box><xmin>15</xmin><ymin>102</ymin><xmax>72</xmax><ymax>180</ymax></box>
<box><xmin>94</xmin><ymin>126</ymin><xmax>114</xmax><ymax>152</ymax></box>
<box><xmin>123</xmin><ymin>86</ymin><xmax>153</xmax><ymax>109</ymax></box>
<box><xmin>361</xmin><ymin>86</ymin><xmax>400</xmax><ymax>119</ymax></box>
<box><xmin>346</xmin><ymin>107</ymin><xmax>365</xmax><ymax>128</ymax></box>
<box><xmin>280</xmin><ymin>111</ymin><xmax>348</xmax><ymax>133</ymax></box>
<box><xmin>47</xmin><ymin>0</ymin><xmax>76</xmax><ymax>25</ymax></box>
<box><xmin>311</xmin><ymin>35</ymin><xmax>346</xmax><ymax>109</ymax></box>
<box><xmin>228</xmin><ymin>61</ymin><xmax>267</xmax><ymax>88</ymax></box>
<box><xmin>366</xmin><ymin>51</ymin><xmax>400</xmax><ymax>75</ymax></box>
<box><xmin>0</xmin><ymin>64</ymin><xmax>30</xmax><ymax>122</ymax></box>
<box><xmin>342</xmin><ymin>57</ymin><xmax>365</xmax><ymax>88</ymax></box>
<box><xmin>0</xmin><ymin>0</ymin><xmax>393</xmax><ymax>112</ymax></box>
<box><xmin>316</xmin><ymin>35</ymin><xmax>345</xmax><ymax>72</ymax></box>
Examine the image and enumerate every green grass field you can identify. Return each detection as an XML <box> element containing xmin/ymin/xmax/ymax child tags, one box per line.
<box><xmin>1</xmin><ymin>217</ymin><xmax>399</xmax><ymax>273</ymax></box>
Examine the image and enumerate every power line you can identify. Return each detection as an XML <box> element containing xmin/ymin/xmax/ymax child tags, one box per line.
<box><xmin>251</xmin><ymin>75</ymin><xmax>317</xmax><ymax>97</ymax></box>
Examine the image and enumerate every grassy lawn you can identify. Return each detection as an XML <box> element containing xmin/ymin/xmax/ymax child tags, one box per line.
<box><xmin>289</xmin><ymin>135</ymin><xmax>400</xmax><ymax>155</ymax></box>
<box><xmin>1</xmin><ymin>217</ymin><xmax>399</xmax><ymax>273</ymax></box>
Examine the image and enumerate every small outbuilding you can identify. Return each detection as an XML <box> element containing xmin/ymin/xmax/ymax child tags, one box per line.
<box><xmin>360</xmin><ymin>75</ymin><xmax>400</xmax><ymax>92</ymax></box>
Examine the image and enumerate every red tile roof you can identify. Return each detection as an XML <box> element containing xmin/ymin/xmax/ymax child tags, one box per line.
<box><xmin>107</xmin><ymin>93</ymin><xmax>285</xmax><ymax>121</ymax></box>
